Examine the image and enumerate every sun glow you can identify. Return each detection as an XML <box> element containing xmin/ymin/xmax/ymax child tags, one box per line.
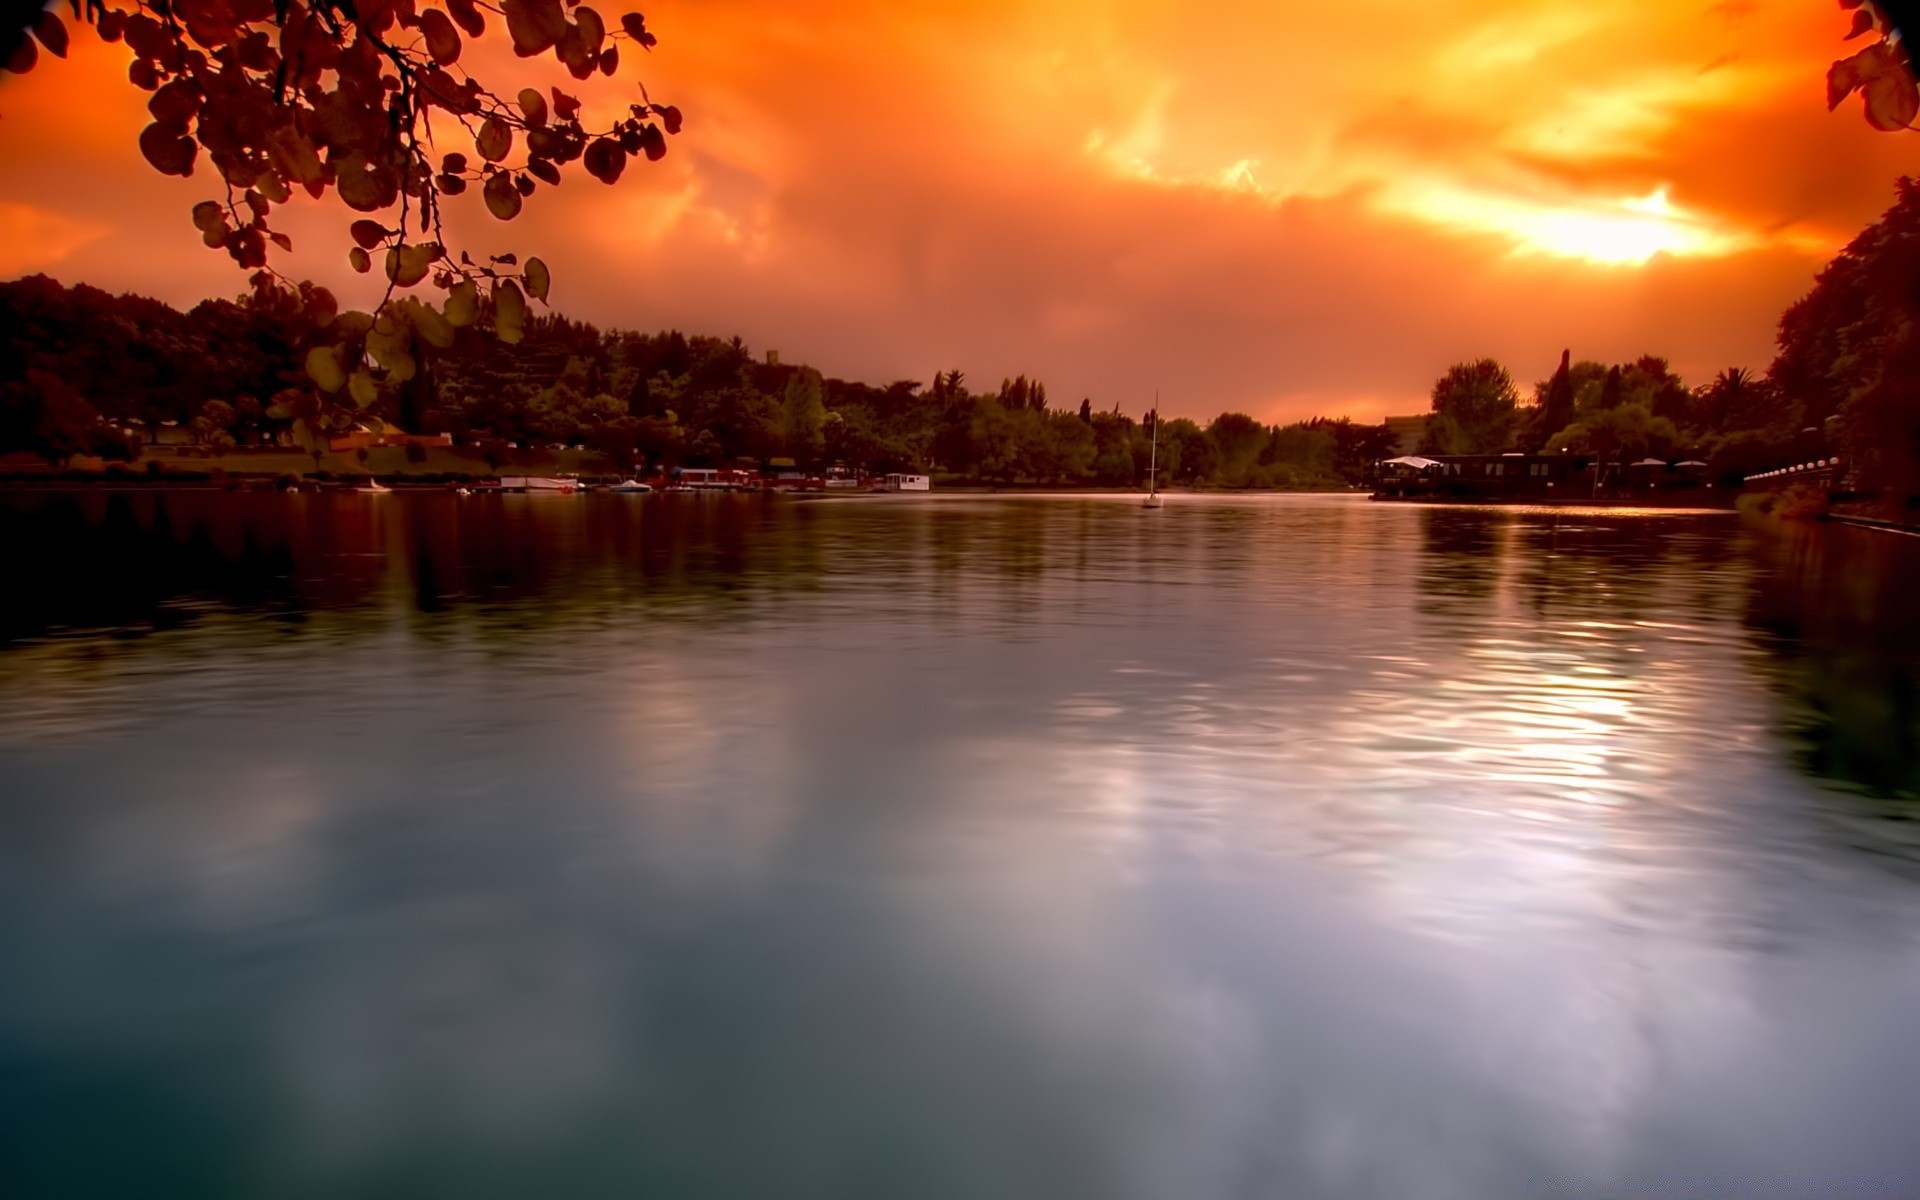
<box><xmin>1382</xmin><ymin>184</ymin><xmax>1748</xmax><ymax>265</ymax></box>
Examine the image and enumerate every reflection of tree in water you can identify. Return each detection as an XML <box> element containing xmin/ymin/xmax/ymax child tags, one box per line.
<box><xmin>1</xmin><ymin>492</ymin><xmax>1103</xmax><ymax>647</ymax></box>
<box><xmin>1746</xmin><ymin>522</ymin><xmax>1920</xmax><ymax>805</ymax></box>
<box><xmin>1413</xmin><ymin>507</ymin><xmax>1733</xmax><ymax>633</ymax></box>
<box><xmin>0</xmin><ymin>491</ymin><xmax>303</xmax><ymax>643</ymax></box>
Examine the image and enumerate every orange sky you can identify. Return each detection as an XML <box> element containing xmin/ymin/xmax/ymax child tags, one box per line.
<box><xmin>0</xmin><ymin>0</ymin><xmax>1912</xmax><ymax>421</ymax></box>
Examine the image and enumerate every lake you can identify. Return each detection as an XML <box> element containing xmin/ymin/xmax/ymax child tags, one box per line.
<box><xmin>4</xmin><ymin>490</ymin><xmax>1920</xmax><ymax>1198</ymax></box>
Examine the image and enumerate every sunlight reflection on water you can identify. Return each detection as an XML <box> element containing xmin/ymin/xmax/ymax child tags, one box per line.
<box><xmin>3</xmin><ymin>491</ymin><xmax>1920</xmax><ymax>1197</ymax></box>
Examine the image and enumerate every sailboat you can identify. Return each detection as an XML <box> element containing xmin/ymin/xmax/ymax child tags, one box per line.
<box><xmin>1142</xmin><ymin>395</ymin><xmax>1164</xmax><ymax>508</ymax></box>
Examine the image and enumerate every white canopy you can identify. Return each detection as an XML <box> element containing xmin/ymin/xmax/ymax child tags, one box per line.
<box><xmin>1678</xmin><ymin>460</ymin><xmax>1707</xmax><ymax>467</ymax></box>
<box><xmin>1632</xmin><ymin>458</ymin><xmax>1668</xmax><ymax>466</ymax></box>
<box><xmin>1380</xmin><ymin>455</ymin><xmax>1440</xmax><ymax>469</ymax></box>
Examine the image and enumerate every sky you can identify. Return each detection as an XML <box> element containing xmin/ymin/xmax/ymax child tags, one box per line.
<box><xmin>0</xmin><ymin>0</ymin><xmax>1913</xmax><ymax>421</ymax></box>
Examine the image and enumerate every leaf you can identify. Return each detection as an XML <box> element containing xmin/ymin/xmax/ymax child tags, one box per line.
<box><xmin>442</xmin><ymin>151</ymin><xmax>468</xmax><ymax>174</ymax></box>
<box><xmin>477</xmin><ymin>117</ymin><xmax>513</xmax><ymax>162</ymax></box>
<box><xmin>147</xmin><ymin>79</ymin><xmax>199</xmax><ymax>125</ymax></box>
<box><xmin>32</xmin><ymin>11</ymin><xmax>69</xmax><ymax>57</ymax></box>
<box><xmin>598</xmin><ymin>45</ymin><xmax>618</xmax><ymax>75</ymax></box>
<box><xmin>444</xmin><ymin>279</ymin><xmax>480</xmax><ymax>326</ymax></box>
<box><xmin>269</xmin><ymin>231</ymin><xmax>293</xmax><ymax>252</ymax></box>
<box><xmin>138</xmin><ymin>121</ymin><xmax>197</xmax><ymax>176</ymax></box>
<box><xmin>366</xmin><ymin>313</ymin><xmax>412</xmax><ymax>370</ymax></box>
<box><xmin>349</xmin><ymin>246</ymin><xmax>372</xmax><ymax>273</ymax></box>
<box><xmin>574</xmin><ymin>6</ymin><xmax>605</xmax><ymax>52</ymax></box>
<box><xmin>493</xmin><ymin>279</ymin><xmax>528</xmax><ymax>343</ymax></box>
<box><xmin>655</xmin><ymin>103</ymin><xmax>682</xmax><ymax>135</ymax></box>
<box><xmin>1860</xmin><ymin>43</ymin><xmax>1918</xmax><ymax>130</ymax></box>
<box><xmin>584</xmin><ymin>137</ymin><xmax>625</xmax><ymax>184</ymax></box>
<box><xmin>483</xmin><ymin>171</ymin><xmax>523</xmax><ymax>220</ymax></box>
<box><xmin>527</xmin><ymin>157</ymin><xmax>561</xmax><ymax>186</ymax></box>
<box><xmin>348</xmin><ymin>370</ymin><xmax>379</xmax><ymax>408</ymax></box>
<box><xmin>619</xmin><ymin>11</ymin><xmax>654</xmax><ymax>46</ymax></box>
<box><xmin>336</xmin><ymin>157</ymin><xmax>394</xmax><ymax>211</ymax></box>
<box><xmin>404</xmin><ymin>297</ymin><xmax>457</xmax><ymax>348</ymax></box>
<box><xmin>446</xmin><ymin>0</ymin><xmax>485</xmax><ymax>38</ymax></box>
<box><xmin>524</xmin><ymin>256</ymin><xmax>551</xmax><ymax>302</ymax></box>
<box><xmin>419</xmin><ymin>8</ymin><xmax>462</xmax><ymax>62</ymax></box>
<box><xmin>557</xmin><ymin>21</ymin><xmax>595</xmax><ymax>77</ymax></box>
<box><xmin>336</xmin><ymin>310</ymin><xmax>376</xmax><ymax>337</ymax></box>
<box><xmin>191</xmin><ymin>200</ymin><xmax>226</xmax><ymax>233</ymax></box>
<box><xmin>305</xmin><ymin>346</ymin><xmax>347</xmax><ymax>392</ymax></box>
<box><xmin>306</xmin><ymin>286</ymin><xmax>340</xmax><ymax>327</ymax></box>
<box><xmin>518</xmin><ymin>86</ymin><xmax>549</xmax><ymax>126</ymax></box>
<box><xmin>551</xmin><ymin>88</ymin><xmax>581</xmax><ymax>120</ymax></box>
<box><xmin>639</xmin><ymin>123</ymin><xmax>666</xmax><ymax>161</ymax></box>
<box><xmin>1847</xmin><ymin>8</ymin><xmax>1876</xmax><ymax>38</ymax></box>
<box><xmin>350</xmin><ymin>219</ymin><xmax>387</xmax><ymax>249</ymax></box>
<box><xmin>385</xmin><ymin>242</ymin><xmax>439</xmax><ymax>288</ymax></box>
<box><xmin>266</xmin><ymin>126</ymin><xmax>325</xmax><ymax>186</ymax></box>
<box><xmin>504</xmin><ymin>0</ymin><xmax>566</xmax><ymax>55</ymax></box>
<box><xmin>3</xmin><ymin>31</ymin><xmax>37</xmax><ymax>73</ymax></box>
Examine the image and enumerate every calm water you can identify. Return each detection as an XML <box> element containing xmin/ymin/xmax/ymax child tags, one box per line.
<box><xmin>4</xmin><ymin>491</ymin><xmax>1920</xmax><ymax>1198</ymax></box>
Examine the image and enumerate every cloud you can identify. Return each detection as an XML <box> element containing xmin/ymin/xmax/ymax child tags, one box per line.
<box><xmin>0</xmin><ymin>0</ymin><xmax>1906</xmax><ymax>421</ymax></box>
<box><xmin>0</xmin><ymin>200</ymin><xmax>109</xmax><ymax>275</ymax></box>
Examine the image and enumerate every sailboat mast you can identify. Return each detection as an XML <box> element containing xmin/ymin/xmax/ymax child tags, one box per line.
<box><xmin>1148</xmin><ymin>391</ymin><xmax>1158</xmax><ymax>495</ymax></box>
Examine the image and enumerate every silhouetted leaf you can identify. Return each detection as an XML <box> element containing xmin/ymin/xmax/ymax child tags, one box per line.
<box><xmin>32</xmin><ymin>11</ymin><xmax>69</xmax><ymax>57</ymax></box>
<box><xmin>1863</xmin><ymin>43</ymin><xmax>1919</xmax><ymax>130</ymax></box>
<box><xmin>384</xmin><ymin>242</ymin><xmax>437</xmax><ymax>287</ymax></box>
<box><xmin>349</xmin><ymin>219</ymin><xmax>387</xmax><ymax>250</ymax></box>
<box><xmin>446</xmin><ymin>0</ymin><xmax>485</xmax><ymax>37</ymax></box>
<box><xmin>349</xmin><ymin>246</ymin><xmax>372</xmax><ymax>273</ymax></box>
<box><xmin>484</xmin><ymin>171</ymin><xmax>523</xmax><ymax>220</ymax></box>
<box><xmin>404</xmin><ymin>297</ymin><xmax>457</xmax><ymax>348</ymax></box>
<box><xmin>524</xmin><ymin>256</ymin><xmax>551</xmax><ymax>302</ymax></box>
<box><xmin>477</xmin><ymin>117</ymin><xmax>513</xmax><ymax>162</ymax></box>
<box><xmin>419</xmin><ymin>8</ymin><xmax>462</xmax><ymax>63</ymax></box>
<box><xmin>139</xmin><ymin>121</ymin><xmax>197</xmax><ymax>176</ymax></box>
<box><xmin>305</xmin><ymin>346</ymin><xmax>347</xmax><ymax>392</ymax></box>
<box><xmin>493</xmin><ymin>279</ymin><xmax>528</xmax><ymax>343</ymax></box>
<box><xmin>584</xmin><ymin>137</ymin><xmax>625</xmax><ymax>183</ymax></box>
<box><xmin>619</xmin><ymin>11</ymin><xmax>655</xmax><ymax>46</ymax></box>
<box><xmin>518</xmin><ymin>87</ymin><xmax>549</xmax><ymax>126</ymax></box>
<box><xmin>504</xmin><ymin>0</ymin><xmax>566</xmax><ymax>55</ymax></box>
<box><xmin>3</xmin><ymin>31</ymin><xmax>37</xmax><ymax>73</ymax></box>
<box><xmin>444</xmin><ymin>279</ymin><xmax>480</xmax><ymax>326</ymax></box>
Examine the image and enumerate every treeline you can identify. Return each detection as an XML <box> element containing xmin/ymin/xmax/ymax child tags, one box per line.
<box><xmin>0</xmin><ymin>273</ymin><xmax>1392</xmax><ymax>488</ymax></box>
<box><xmin>10</xmin><ymin>176</ymin><xmax>1920</xmax><ymax>499</ymax></box>
<box><xmin>1419</xmin><ymin>178</ymin><xmax>1920</xmax><ymax>504</ymax></box>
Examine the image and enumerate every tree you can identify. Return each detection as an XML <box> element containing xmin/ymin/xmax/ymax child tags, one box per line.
<box><xmin>1532</xmin><ymin>349</ymin><xmax>1575</xmax><ymax>448</ymax></box>
<box><xmin>781</xmin><ymin>366</ymin><xmax>826</xmax><ymax>462</ymax></box>
<box><xmin>1696</xmin><ymin>367</ymin><xmax>1769</xmax><ymax>435</ymax></box>
<box><xmin>1420</xmin><ymin>359</ymin><xmax>1518</xmax><ymax>455</ymax></box>
<box><xmin>1205</xmin><ymin>411</ymin><xmax>1267</xmax><ymax>484</ymax></box>
<box><xmin>1769</xmin><ymin>178</ymin><xmax>1920</xmax><ymax>506</ymax></box>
